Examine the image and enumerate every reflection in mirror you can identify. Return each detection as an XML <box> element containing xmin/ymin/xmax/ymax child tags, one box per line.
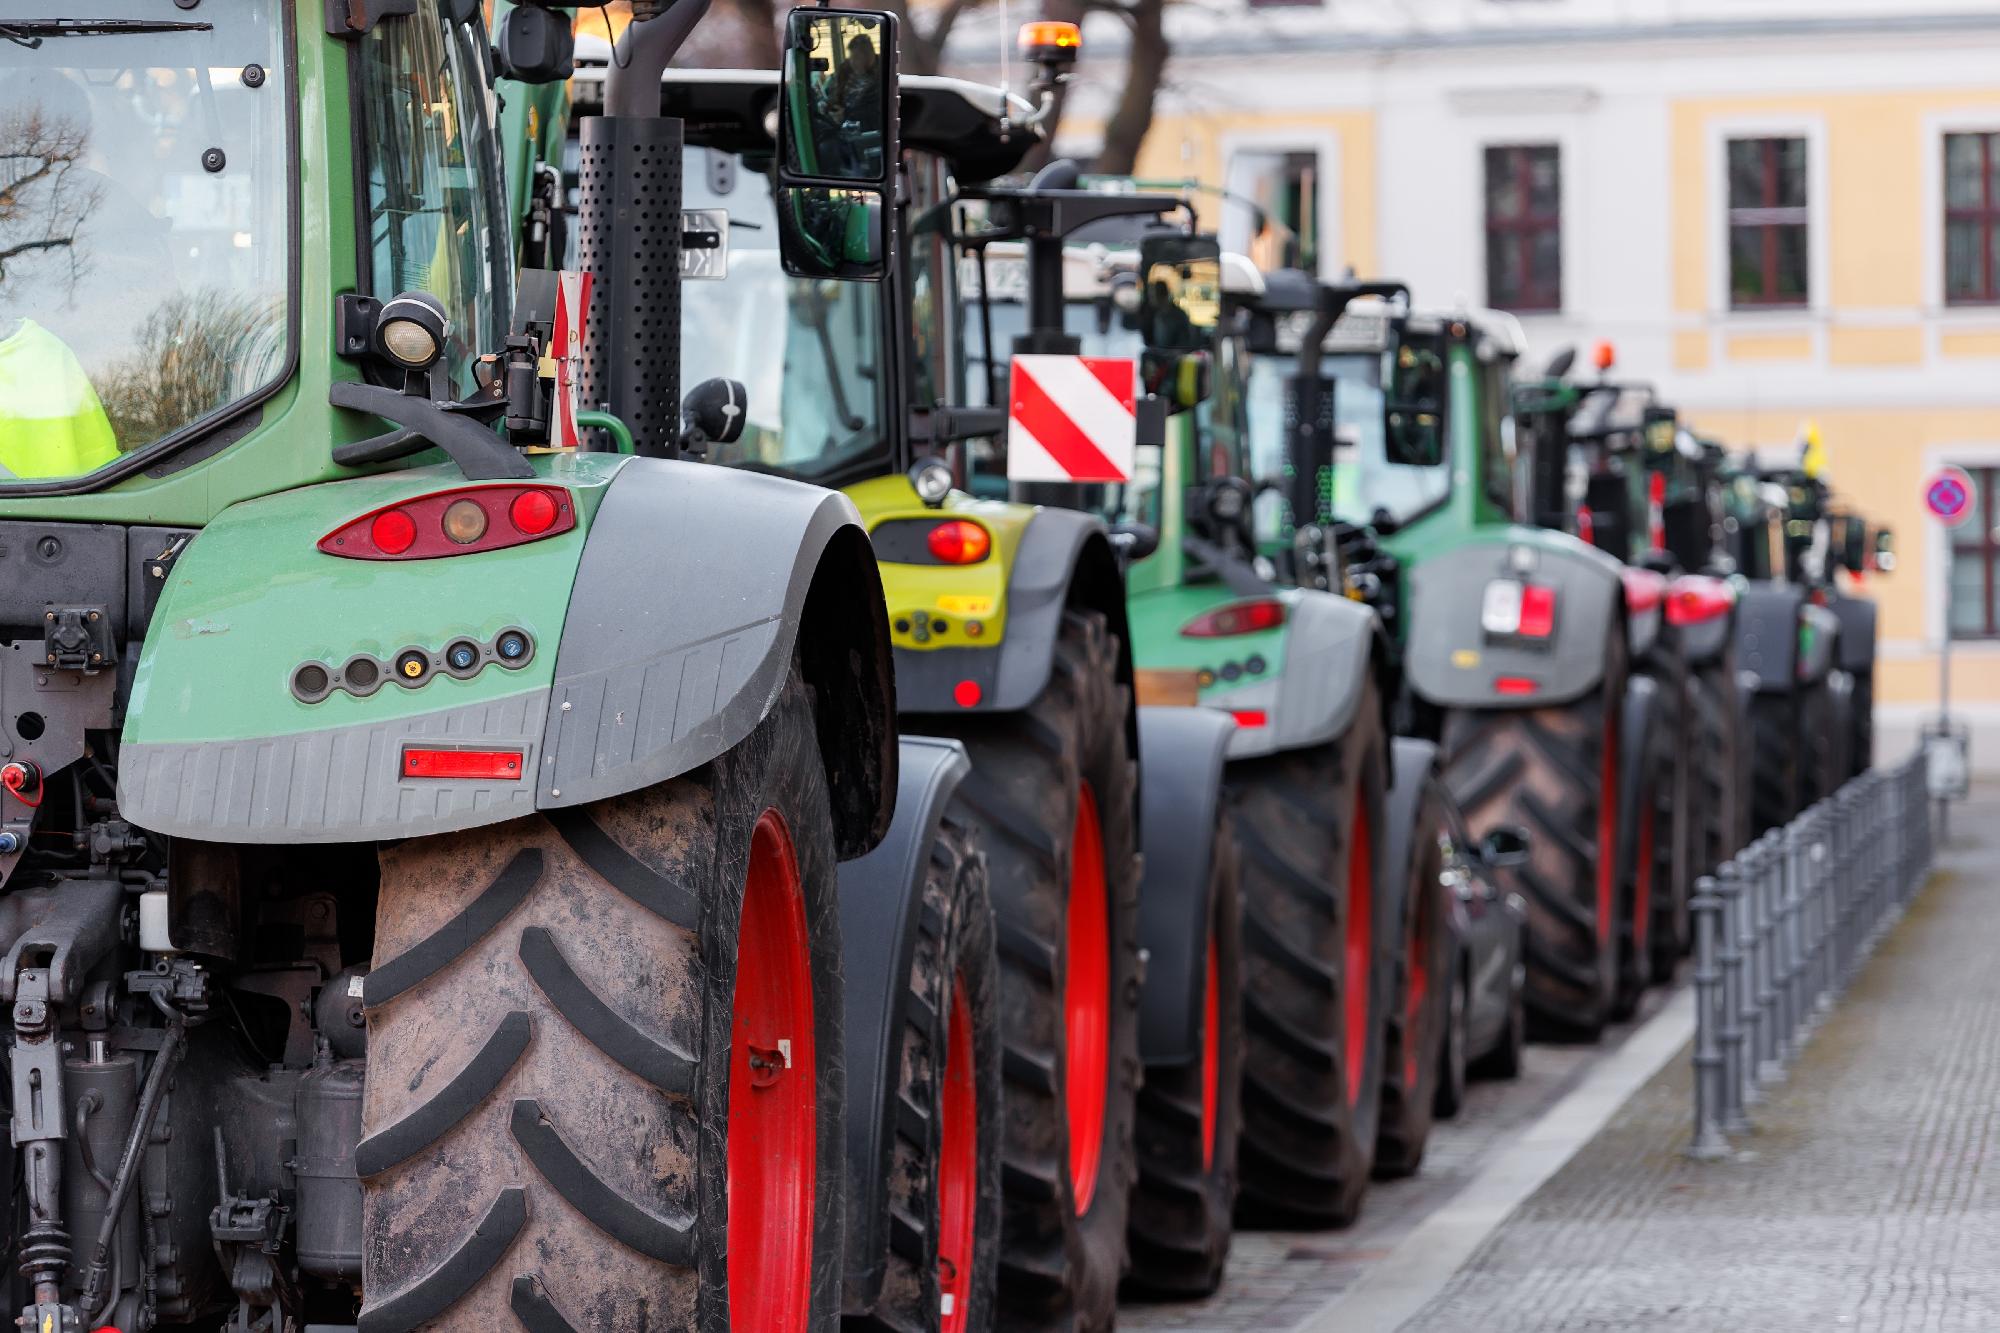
<box><xmin>1384</xmin><ymin>338</ymin><xmax>1446</xmax><ymax>467</ymax></box>
<box><xmin>781</xmin><ymin>10</ymin><xmax>891</xmax><ymax>185</ymax></box>
<box><xmin>1134</xmin><ymin>235</ymin><xmax>1221</xmax><ymax>354</ymax></box>
<box><xmin>1139</xmin><ymin>348</ymin><xmax>1211</xmax><ymax>411</ymax></box>
<box><xmin>775</xmin><ymin>186</ymin><xmax>886</xmax><ymax>281</ymax></box>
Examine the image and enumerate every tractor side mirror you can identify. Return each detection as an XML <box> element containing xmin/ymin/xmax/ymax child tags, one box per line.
<box><xmin>1841</xmin><ymin>516</ymin><xmax>1867</xmax><ymax>574</ymax></box>
<box><xmin>1384</xmin><ymin>337</ymin><xmax>1446</xmax><ymax>467</ymax></box>
<box><xmin>1135</xmin><ymin>231</ymin><xmax>1222</xmax><ymax>356</ymax></box>
<box><xmin>1139</xmin><ymin>348</ymin><xmax>1212</xmax><ymax>414</ymax></box>
<box><xmin>494</xmin><ymin>5</ymin><xmax>575</xmax><ymax>84</ymax></box>
<box><xmin>775</xmin><ymin>7</ymin><xmax>898</xmax><ymax>281</ymax></box>
<box><xmin>1479</xmin><ymin>825</ymin><xmax>1531</xmax><ymax>871</ymax></box>
<box><xmin>681</xmin><ymin>377</ymin><xmax>747</xmax><ymax>454</ymax></box>
<box><xmin>1874</xmin><ymin>526</ymin><xmax>1896</xmax><ymax>573</ymax></box>
<box><xmin>1110</xmin><ymin>522</ymin><xmax>1161</xmax><ymax>562</ymax></box>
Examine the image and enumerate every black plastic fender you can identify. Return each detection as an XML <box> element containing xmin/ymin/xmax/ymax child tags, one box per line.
<box><xmin>1135</xmin><ymin>704</ymin><xmax>1237</xmax><ymax>1066</ymax></box>
<box><xmin>1218</xmin><ymin>590</ymin><xmax>1383</xmax><ymax>762</ymax></box>
<box><xmin>893</xmin><ymin>507</ymin><xmax>1136</xmax><ymax>729</ymax></box>
<box><xmin>832</xmin><ymin>735</ymin><xmax>971</xmax><ymax>1314</ymax></box>
<box><xmin>1734</xmin><ymin>582</ymin><xmax>1804</xmax><ymax>694</ymax></box>
<box><xmin>1798</xmin><ymin>603</ymin><xmax>1841</xmax><ymax>687</ymax></box>
<box><xmin>1404</xmin><ymin>530</ymin><xmax>1626</xmax><ymax>710</ymax></box>
<box><xmin>542</xmin><ymin>458</ymin><xmax>897</xmax><ymax>857</ymax></box>
<box><xmin>1830</xmin><ymin>592</ymin><xmax>1877</xmax><ymax>674</ymax></box>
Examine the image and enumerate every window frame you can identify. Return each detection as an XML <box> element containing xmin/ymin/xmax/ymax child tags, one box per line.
<box><xmin>1948</xmin><ymin>464</ymin><xmax>2000</xmax><ymax>639</ymax></box>
<box><xmin>1943</xmin><ymin>130</ymin><xmax>2000</xmax><ymax>306</ymax></box>
<box><xmin>1483</xmin><ymin>143</ymin><xmax>1563</xmax><ymax>314</ymax></box>
<box><xmin>1725</xmin><ymin>135</ymin><xmax>1811</xmax><ymax>310</ymax></box>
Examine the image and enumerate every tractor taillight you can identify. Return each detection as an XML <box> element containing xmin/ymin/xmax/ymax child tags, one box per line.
<box><xmin>1518</xmin><ymin>584</ymin><xmax>1556</xmax><ymax>638</ymax></box>
<box><xmin>1494</xmin><ymin>676</ymin><xmax>1539</xmax><ymax>696</ymax></box>
<box><xmin>1181</xmin><ymin>599</ymin><xmax>1286</xmax><ymax>638</ymax></box>
<box><xmin>927</xmin><ymin>520</ymin><xmax>991</xmax><ymax>564</ymax></box>
<box><xmin>1665</xmin><ymin>576</ymin><xmax>1735</xmax><ymax>627</ymax></box>
<box><xmin>1229</xmin><ymin>709</ymin><xmax>1268</xmax><ymax>728</ymax></box>
<box><xmin>320</xmin><ymin>485</ymin><xmax>576</xmax><ymax>561</ymax></box>
<box><xmin>402</xmin><ymin>746</ymin><xmax>525</xmax><ymax>780</ymax></box>
<box><xmin>1482</xmin><ymin>580</ymin><xmax>1555</xmax><ymax>639</ymax></box>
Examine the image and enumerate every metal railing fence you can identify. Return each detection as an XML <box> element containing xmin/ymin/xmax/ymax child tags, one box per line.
<box><xmin>1688</xmin><ymin>753</ymin><xmax>1933</xmax><ymax>1158</ymax></box>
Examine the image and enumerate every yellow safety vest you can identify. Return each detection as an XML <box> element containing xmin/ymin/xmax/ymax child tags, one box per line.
<box><xmin>0</xmin><ymin>320</ymin><xmax>119</xmax><ymax>480</ymax></box>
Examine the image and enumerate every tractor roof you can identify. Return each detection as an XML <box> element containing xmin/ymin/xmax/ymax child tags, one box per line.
<box><xmin>571</xmin><ymin>47</ymin><xmax>1039</xmax><ymax>183</ymax></box>
<box><xmin>1245</xmin><ymin>269</ymin><xmax>1527</xmax><ymax>361</ymax></box>
<box><xmin>962</xmin><ymin>240</ymin><xmax>1261</xmax><ymax>302</ymax></box>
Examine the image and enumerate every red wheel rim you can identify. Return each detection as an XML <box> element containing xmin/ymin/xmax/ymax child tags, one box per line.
<box><xmin>1343</xmin><ymin>785</ymin><xmax>1373</xmax><ymax>1107</ymax></box>
<box><xmin>728</xmin><ymin>810</ymin><xmax>816</xmax><ymax>1333</ymax></box>
<box><xmin>1404</xmin><ymin>871</ymin><xmax>1429</xmax><ymax>1088</ymax></box>
<box><xmin>937</xmin><ymin>974</ymin><xmax>977</xmax><ymax>1333</ymax></box>
<box><xmin>1597</xmin><ymin>699</ymin><xmax>1620</xmax><ymax>952</ymax></box>
<box><xmin>1064</xmin><ymin>782</ymin><xmax>1111</xmax><ymax>1215</ymax></box>
<box><xmin>1633</xmin><ymin>799</ymin><xmax>1656</xmax><ymax>959</ymax></box>
<box><xmin>1200</xmin><ymin>935</ymin><xmax>1220</xmax><ymax>1172</ymax></box>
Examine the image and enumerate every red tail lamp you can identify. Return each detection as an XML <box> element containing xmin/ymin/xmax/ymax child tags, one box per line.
<box><xmin>1229</xmin><ymin>709</ymin><xmax>1268</xmax><ymax>728</ymax></box>
<box><xmin>321</xmin><ymin>485</ymin><xmax>575</xmax><ymax>561</ymax></box>
<box><xmin>952</xmin><ymin>679</ymin><xmax>983</xmax><ymax>708</ymax></box>
<box><xmin>1494</xmin><ymin>676</ymin><xmax>1539</xmax><ymax>696</ymax></box>
<box><xmin>1517</xmin><ymin>584</ymin><xmax>1556</xmax><ymax>639</ymax></box>
<box><xmin>927</xmin><ymin>519</ymin><xmax>992</xmax><ymax>565</ymax></box>
<box><xmin>1181</xmin><ymin>598</ymin><xmax>1286</xmax><ymax>638</ymax></box>
<box><xmin>402</xmin><ymin>747</ymin><xmax>525</xmax><ymax>780</ymax></box>
<box><xmin>1665</xmin><ymin>576</ymin><xmax>1735</xmax><ymax>627</ymax></box>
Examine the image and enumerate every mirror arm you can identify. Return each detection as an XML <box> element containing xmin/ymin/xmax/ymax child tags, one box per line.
<box><xmin>328</xmin><ymin>381</ymin><xmax>536</xmax><ymax>481</ymax></box>
<box><xmin>606</xmin><ymin>0</ymin><xmax>712</xmax><ymax>117</ymax></box>
<box><xmin>933</xmin><ymin>405</ymin><xmax>1006</xmax><ymax>443</ymax></box>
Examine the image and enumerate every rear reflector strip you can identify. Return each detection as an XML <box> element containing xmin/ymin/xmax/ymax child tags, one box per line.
<box><xmin>1229</xmin><ymin>709</ymin><xmax>1269</xmax><ymax>728</ymax></box>
<box><xmin>1494</xmin><ymin>676</ymin><xmax>1539</xmax><ymax>696</ymax></box>
<box><xmin>403</xmin><ymin>747</ymin><xmax>526</xmax><ymax>780</ymax></box>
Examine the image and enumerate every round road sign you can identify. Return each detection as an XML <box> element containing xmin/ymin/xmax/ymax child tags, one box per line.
<box><xmin>1925</xmin><ymin>466</ymin><xmax>1976</xmax><ymax>527</ymax></box>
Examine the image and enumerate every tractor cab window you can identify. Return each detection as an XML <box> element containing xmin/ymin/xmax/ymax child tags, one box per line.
<box><xmin>681</xmin><ymin>145</ymin><xmax>887</xmax><ymax>480</ymax></box>
<box><xmin>0</xmin><ymin>3</ymin><xmax>291</xmax><ymax>485</ymax></box>
<box><xmin>1243</xmin><ymin>349</ymin><xmax>1451</xmax><ymax>543</ymax></box>
<box><xmin>356</xmin><ymin>2</ymin><xmax>510</xmax><ymax>398</ymax></box>
<box><xmin>906</xmin><ymin>153</ymin><xmax>958</xmax><ymax>417</ymax></box>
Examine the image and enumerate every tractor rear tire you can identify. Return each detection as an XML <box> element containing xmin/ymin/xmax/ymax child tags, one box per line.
<box><xmin>1687</xmin><ymin>655</ymin><xmax>1745</xmax><ymax>887</ymax></box>
<box><xmin>1749</xmin><ymin>692</ymin><xmax>1802</xmax><ymax>836</ymax></box>
<box><xmin>1613</xmin><ymin>709</ymin><xmax>1670</xmax><ymax>1020</ymax></box>
<box><xmin>857</xmin><ymin>815</ymin><xmax>1003</xmax><ymax>1333</ymax></box>
<box><xmin>1433</xmin><ymin>960</ymin><xmax>1469</xmax><ymax>1120</ymax></box>
<box><xmin>1442</xmin><ymin>632</ymin><xmax>1627</xmax><ymax>1041</ymax></box>
<box><xmin>1851</xmin><ymin>666</ymin><xmax>1875</xmax><ymax>778</ymax></box>
<box><xmin>1227</xmin><ymin>681</ymin><xmax>1389</xmax><ymax>1229</ymax></box>
<box><xmin>359</xmin><ymin>665</ymin><xmax>844</xmax><ymax>1333</ymax></box>
<box><xmin>1374</xmin><ymin>776</ymin><xmax>1452</xmax><ymax>1179</ymax></box>
<box><xmin>1122</xmin><ymin>818</ymin><xmax>1243</xmax><ymax>1301</ymax></box>
<box><xmin>1804</xmin><ymin>674</ymin><xmax>1853</xmax><ymax>807</ymax></box>
<box><xmin>916</xmin><ymin>610</ymin><xmax>1143</xmax><ymax>1333</ymax></box>
<box><xmin>1470</xmin><ymin>953</ymin><xmax>1527</xmax><ymax>1081</ymax></box>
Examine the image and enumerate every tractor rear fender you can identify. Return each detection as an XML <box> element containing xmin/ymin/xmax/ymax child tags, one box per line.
<box><xmin>1617</xmin><ymin>675</ymin><xmax>1662</xmax><ymax>871</ymax></box>
<box><xmin>894</xmin><ymin>507</ymin><xmax>1139</xmax><ymax>754</ymax></box>
<box><xmin>832</xmin><ymin>735</ymin><xmax>970</xmax><ymax>1314</ymax></box>
<box><xmin>1734</xmin><ymin>583</ymin><xmax>1805</xmax><ymax>694</ymax></box>
<box><xmin>1135</xmin><ymin>705</ymin><xmax>1237</xmax><ymax>1066</ymax></box>
<box><xmin>1220</xmin><ymin>591</ymin><xmax>1382</xmax><ymax>762</ymax></box>
<box><xmin>1830</xmin><ymin>593</ymin><xmax>1878</xmax><ymax>674</ymax></box>
<box><xmin>1380</xmin><ymin>737</ymin><xmax>1444</xmax><ymax>997</ymax></box>
<box><xmin>1797</xmin><ymin>603</ymin><xmax>1841</xmax><ymax>688</ymax></box>
<box><xmin>1404</xmin><ymin>538</ymin><xmax>1625</xmax><ymax>710</ymax></box>
<box><xmin>543</xmin><ymin>459</ymin><xmax>896</xmax><ymax>856</ymax></box>
<box><xmin>1666</xmin><ymin>574</ymin><xmax>1736</xmax><ymax>666</ymax></box>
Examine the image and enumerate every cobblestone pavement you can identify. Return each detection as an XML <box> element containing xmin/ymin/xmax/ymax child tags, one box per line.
<box><xmin>1403</xmin><ymin>789</ymin><xmax>1997</xmax><ymax>1333</ymax></box>
<box><xmin>1119</xmin><ymin>990</ymin><xmax>1677</xmax><ymax>1331</ymax></box>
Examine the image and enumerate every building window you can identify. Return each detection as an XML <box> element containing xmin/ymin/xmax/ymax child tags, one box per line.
<box><xmin>1945</xmin><ymin>132</ymin><xmax>2000</xmax><ymax>304</ymax></box>
<box><xmin>1484</xmin><ymin>145</ymin><xmax>1561</xmax><ymax>312</ymax></box>
<box><xmin>1727</xmin><ymin>136</ymin><xmax>1809</xmax><ymax>307</ymax></box>
<box><xmin>1948</xmin><ymin>466</ymin><xmax>2000</xmax><ymax>637</ymax></box>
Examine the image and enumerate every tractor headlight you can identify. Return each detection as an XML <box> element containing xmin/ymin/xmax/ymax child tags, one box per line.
<box><xmin>375</xmin><ymin>292</ymin><xmax>450</xmax><ymax>372</ymax></box>
<box><xmin>910</xmin><ymin>457</ymin><xmax>953</xmax><ymax>506</ymax></box>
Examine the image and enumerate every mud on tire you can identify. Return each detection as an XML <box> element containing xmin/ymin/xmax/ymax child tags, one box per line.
<box><xmin>1123</xmin><ymin>818</ymin><xmax>1243</xmax><ymax>1299</ymax></box>
<box><xmin>1442</xmin><ymin>632</ymin><xmax>1627</xmax><ymax>1040</ymax></box>
<box><xmin>916</xmin><ymin>609</ymin><xmax>1143</xmax><ymax>1332</ymax></box>
<box><xmin>856</xmin><ymin>814</ymin><xmax>1003</xmax><ymax>1333</ymax></box>
<box><xmin>359</xmin><ymin>666</ymin><xmax>845</xmax><ymax>1333</ymax></box>
<box><xmin>1228</xmin><ymin>677</ymin><xmax>1389</xmax><ymax>1228</ymax></box>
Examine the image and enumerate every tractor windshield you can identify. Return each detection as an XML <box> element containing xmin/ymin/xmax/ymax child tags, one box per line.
<box><xmin>0</xmin><ymin>5</ymin><xmax>290</xmax><ymax>484</ymax></box>
<box><xmin>1243</xmin><ymin>350</ymin><xmax>1450</xmax><ymax>538</ymax></box>
<box><xmin>681</xmin><ymin>146</ymin><xmax>887</xmax><ymax>481</ymax></box>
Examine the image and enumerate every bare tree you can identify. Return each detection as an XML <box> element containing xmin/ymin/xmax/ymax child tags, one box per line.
<box><xmin>95</xmin><ymin>290</ymin><xmax>283</xmax><ymax>449</ymax></box>
<box><xmin>0</xmin><ymin>106</ymin><xmax>99</xmax><ymax>284</ymax></box>
<box><xmin>1087</xmin><ymin>0</ymin><xmax>1166</xmax><ymax>175</ymax></box>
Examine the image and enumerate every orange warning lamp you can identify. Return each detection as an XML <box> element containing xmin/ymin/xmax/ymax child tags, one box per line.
<box><xmin>1019</xmin><ymin>20</ymin><xmax>1082</xmax><ymax>66</ymax></box>
<box><xmin>1592</xmin><ymin>340</ymin><xmax>1617</xmax><ymax>373</ymax></box>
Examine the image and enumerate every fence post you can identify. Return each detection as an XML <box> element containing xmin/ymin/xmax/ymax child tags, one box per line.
<box><xmin>1689</xmin><ymin>874</ymin><xmax>1730</xmax><ymax>1159</ymax></box>
<box><xmin>1716</xmin><ymin>860</ymin><xmax>1750</xmax><ymax>1134</ymax></box>
<box><xmin>1778</xmin><ymin>815</ymin><xmax>1803</xmax><ymax>1059</ymax></box>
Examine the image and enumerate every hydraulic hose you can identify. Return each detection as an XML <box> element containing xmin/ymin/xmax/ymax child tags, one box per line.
<box><xmin>77</xmin><ymin>1017</ymin><xmax>185</xmax><ymax>1321</ymax></box>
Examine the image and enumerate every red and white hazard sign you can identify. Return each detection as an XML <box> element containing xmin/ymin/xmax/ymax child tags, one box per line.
<box><xmin>1006</xmin><ymin>355</ymin><xmax>1137</xmax><ymax>483</ymax></box>
<box><xmin>551</xmin><ymin>269</ymin><xmax>593</xmax><ymax>450</ymax></box>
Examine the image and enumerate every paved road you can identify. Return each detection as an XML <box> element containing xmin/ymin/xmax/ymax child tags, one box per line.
<box><xmin>1398</xmin><ymin>790</ymin><xmax>1993</xmax><ymax>1332</ymax></box>
<box><xmin>1120</xmin><ymin>989</ymin><xmax>1678</xmax><ymax>1331</ymax></box>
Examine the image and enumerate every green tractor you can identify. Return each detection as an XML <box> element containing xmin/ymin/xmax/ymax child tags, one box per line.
<box><xmin>560</xmin><ymin>18</ymin><xmax>1252</xmax><ymax>1326</ymax></box>
<box><xmin>1242</xmin><ymin>276</ymin><xmax>1653</xmax><ymax>1040</ymax></box>
<box><xmin>0</xmin><ymin>4</ymin><xmax>996</xmax><ymax>1329</ymax></box>
<box><xmin>960</xmin><ymin>219</ymin><xmax>1453</xmax><ymax>1245</ymax></box>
